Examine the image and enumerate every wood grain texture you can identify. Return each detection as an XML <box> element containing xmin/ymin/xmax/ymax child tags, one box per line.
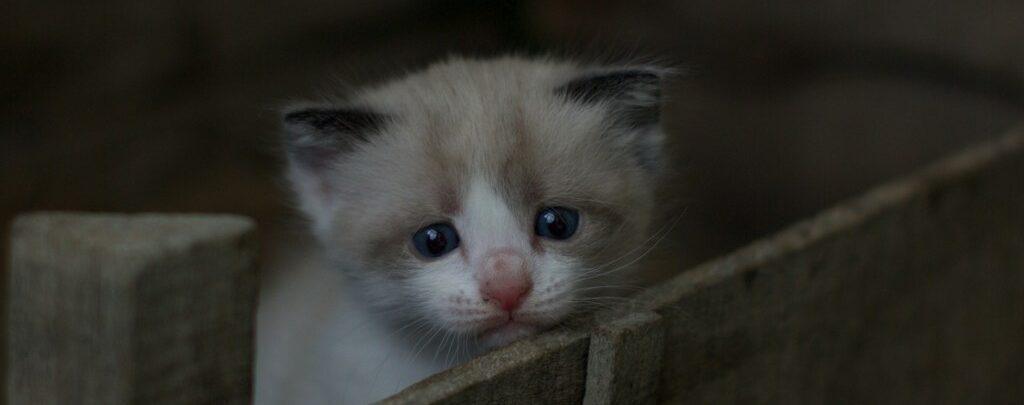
<box><xmin>381</xmin><ymin>330</ymin><xmax>590</xmax><ymax>405</ymax></box>
<box><xmin>387</xmin><ymin>128</ymin><xmax>1024</xmax><ymax>404</ymax></box>
<box><xmin>584</xmin><ymin>311</ymin><xmax>664</xmax><ymax>405</ymax></box>
<box><xmin>7</xmin><ymin>213</ymin><xmax>257</xmax><ymax>405</ymax></box>
<box><xmin>642</xmin><ymin>130</ymin><xmax>1024</xmax><ymax>403</ymax></box>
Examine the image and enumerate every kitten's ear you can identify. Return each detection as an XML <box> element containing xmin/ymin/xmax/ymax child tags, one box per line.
<box><xmin>557</xmin><ymin>68</ymin><xmax>664</xmax><ymax>128</ymax></box>
<box><xmin>280</xmin><ymin>105</ymin><xmax>388</xmax><ymax>233</ymax></box>
<box><xmin>281</xmin><ymin>106</ymin><xmax>387</xmax><ymax>170</ymax></box>
<box><xmin>557</xmin><ymin>68</ymin><xmax>668</xmax><ymax>171</ymax></box>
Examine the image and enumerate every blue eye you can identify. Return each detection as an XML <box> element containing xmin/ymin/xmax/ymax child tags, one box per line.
<box><xmin>412</xmin><ymin>223</ymin><xmax>460</xmax><ymax>258</ymax></box>
<box><xmin>534</xmin><ymin>207</ymin><xmax>579</xmax><ymax>240</ymax></box>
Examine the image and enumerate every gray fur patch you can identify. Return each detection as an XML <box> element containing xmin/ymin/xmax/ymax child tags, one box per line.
<box><xmin>282</xmin><ymin>107</ymin><xmax>388</xmax><ymax>169</ymax></box>
<box><xmin>557</xmin><ymin>69</ymin><xmax>665</xmax><ymax>171</ymax></box>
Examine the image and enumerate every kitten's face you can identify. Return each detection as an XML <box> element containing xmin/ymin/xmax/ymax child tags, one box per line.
<box><xmin>283</xmin><ymin>57</ymin><xmax>666</xmax><ymax>348</ymax></box>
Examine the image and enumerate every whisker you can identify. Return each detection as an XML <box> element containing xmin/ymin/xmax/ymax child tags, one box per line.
<box><xmin>574</xmin><ymin>210</ymin><xmax>686</xmax><ymax>283</ymax></box>
<box><xmin>579</xmin><ymin>210</ymin><xmax>685</xmax><ymax>275</ymax></box>
<box><xmin>433</xmin><ymin>328</ymin><xmax>454</xmax><ymax>365</ymax></box>
<box><xmin>572</xmin><ymin>284</ymin><xmax>645</xmax><ymax>293</ymax></box>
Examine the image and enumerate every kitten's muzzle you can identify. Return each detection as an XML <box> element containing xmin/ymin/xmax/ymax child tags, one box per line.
<box><xmin>478</xmin><ymin>249</ymin><xmax>532</xmax><ymax>313</ymax></box>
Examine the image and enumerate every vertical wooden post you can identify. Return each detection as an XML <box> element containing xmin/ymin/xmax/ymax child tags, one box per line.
<box><xmin>583</xmin><ymin>311</ymin><xmax>665</xmax><ymax>405</ymax></box>
<box><xmin>7</xmin><ymin>213</ymin><xmax>257</xmax><ymax>404</ymax></box>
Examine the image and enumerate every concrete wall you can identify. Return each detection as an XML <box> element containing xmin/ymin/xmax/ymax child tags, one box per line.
<box><xmin>385</xmin><ymin>128</ymin><xmax>1024</xmax><ymax>403</ymax></box>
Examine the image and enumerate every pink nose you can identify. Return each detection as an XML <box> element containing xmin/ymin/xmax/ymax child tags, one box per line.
<box><xmin>479</xmin><ymin>250</ymin><xmax>532</xmax><ymax>312</ymax></box>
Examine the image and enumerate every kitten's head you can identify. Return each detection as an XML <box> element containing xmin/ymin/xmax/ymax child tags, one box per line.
<box><xmin>282</xmin><ymin>56</ymin><xmax>668</xmax><ymax>348</ymax></box>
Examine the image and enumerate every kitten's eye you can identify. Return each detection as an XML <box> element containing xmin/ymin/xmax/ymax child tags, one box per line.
<box><xmin>534</xmin><ymin>207</ymin><xmax>579</xmax><ymax>240</ymax></box>
<box><xmin>412</xmin><ymin>223</ymin><xmax>460</xmax><ymax>258</ymax></box>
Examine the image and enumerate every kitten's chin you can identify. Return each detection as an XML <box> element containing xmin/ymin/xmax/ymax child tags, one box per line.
<box><xmin>477</xmin><ymin>322</ymin><xmax>538</xmax><ymax>349</ymax></box>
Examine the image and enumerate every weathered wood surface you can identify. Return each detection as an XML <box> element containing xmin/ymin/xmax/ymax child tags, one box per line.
<box><xmin>7</xmin><ymin>213</ymin><xmax>257</xmax><ymax>405</ymax></box>
<box><xmin>641</xmin><ymin>129</ymin><xmax>1024</xmax><ymax>403</ymax></box>
<box><xmin>380</xmin><ymin>330</ymin><xmax>590</xmax><ymax>405</ymax></box>
<box><xmin>6</xmin><ymin>128</ymin><xmax>1020</xmax><ymax>404</ymax></box>
<box><xmin>583</xmin><ymin>311</ymin><xmax>664</xmax><ymax>405</ymax></box>
<box><xmin>388</xmin><ymin>128</ymin><xmax>1024</xmax><ymax>404</ymax></box>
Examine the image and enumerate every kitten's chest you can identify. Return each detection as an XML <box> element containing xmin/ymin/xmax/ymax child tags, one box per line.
<box><xmin>255</xmin><ymin>249</ymin><xmax>446</xmax><ymax>404</ymax></box>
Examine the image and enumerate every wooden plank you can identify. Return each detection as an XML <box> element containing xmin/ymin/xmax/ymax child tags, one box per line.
<box><xmin>7</xmin><ymin>213</ymin><xmax>257</xmax><ymax>405</ymax></box>
<box><xmin>381</xmin><ymin>330</ymin><xmax>590</xmax><ymax>404</ymax></box>
<box><xmin>639</xmin><ymin>130</ymin><xmax>1024</xmax><ymax>403</ymax></box>
<box><xmin>584</xmin><ymin>311</ymin><xmax>664</xmax><ymax>405</ymax></box>
<box><xmin>383</xmin><ymin>128</ymin><xmax>1024</xmax><ymax>403</ymax></box>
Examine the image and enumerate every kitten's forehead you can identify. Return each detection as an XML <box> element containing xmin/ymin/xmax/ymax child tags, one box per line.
<box><xmin>325</xmin><ymin>57</ymin><xmax>655</xmax><ymax>265</ymax></box>
<box><xmin>357</xmin><ymin>57</ymin><xmax>622</xmax><ymax>195</ymax></box>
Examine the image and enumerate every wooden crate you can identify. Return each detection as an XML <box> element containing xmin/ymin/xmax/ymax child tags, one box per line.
<box><xmin>384</xmin><ymin>128</ymin><xmax>1024</xmax><ymax>404</ymax></box>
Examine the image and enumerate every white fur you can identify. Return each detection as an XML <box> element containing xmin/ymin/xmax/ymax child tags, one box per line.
<box><xmin>255</xmin><ymin>247</ymin><xmax>446</xmax><ymax>404</ymax></box>
<box><xmin>259</xmin><ymin>55</ymin><xmax>666</xmax><ymax>404</ymax></box>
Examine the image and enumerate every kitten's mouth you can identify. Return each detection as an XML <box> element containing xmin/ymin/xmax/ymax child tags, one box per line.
<box><xmin>477</xmin><ymin>317</ymin><xmax>538</xmax><ymax>348</ymax></box>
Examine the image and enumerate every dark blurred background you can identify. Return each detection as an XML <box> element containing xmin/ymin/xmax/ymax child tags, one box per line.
<box><xmin>3</xmin><ymin>0</ymin><xmax>1024</xmax><ymax>388</ymax></box>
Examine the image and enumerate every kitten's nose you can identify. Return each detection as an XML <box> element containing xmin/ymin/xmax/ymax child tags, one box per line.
<box><xmin>479</xmin><ymin>249</ymin><xmax>532</xmax><ymax>312</ymax></box>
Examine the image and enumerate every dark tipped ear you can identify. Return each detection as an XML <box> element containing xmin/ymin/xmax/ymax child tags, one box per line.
<box><xmin>557</xmin><ymin>68</ymin><xmax>667</xmax><ymax>172</ymax></box>
<box><xmin>281</xmin><ymin>106</ymin><xmax>387</xmax><ymax>169</ymax></box>
<box><xmin>556</xmin><ymin>69</ymin><xmax>663</xmax><ymax>128</ymax></box>
<box><xmin>281</xmin><ymin>106</ymin><xmax>389</xmax><ymax>230</ymax></box>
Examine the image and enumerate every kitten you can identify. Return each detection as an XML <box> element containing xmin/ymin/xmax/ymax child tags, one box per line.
<box><xmin>256</xmin><ymin>55</ymin><xmax>669</xmax><ymax>404</ymax></box>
